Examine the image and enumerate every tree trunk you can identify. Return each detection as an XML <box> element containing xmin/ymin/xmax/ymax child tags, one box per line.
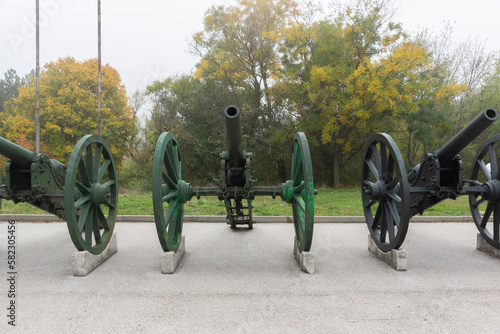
<box><xmin>333</xmin><ymin>154</ymin><xmax>340</xmax><ymax>188</ymax></box>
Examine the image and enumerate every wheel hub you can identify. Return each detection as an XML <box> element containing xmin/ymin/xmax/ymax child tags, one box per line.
<box><xmin>177</xmin><ymin>180</ymin><xmax>192</xmax><ymax>204</ymax></box>
<box><xmin>366</xmin><ymin>180</ymin><xmax>387</xmax><ymax>201</ymax></box>
<box><xmin>90</xmin><ymin>183</ymin><xmax>107</xmax><ymax>206</ymax></box>
<box><xmin>485</xmin><ymin>179</ymin><xmax>500</xmax><ymax>202</ymax></box>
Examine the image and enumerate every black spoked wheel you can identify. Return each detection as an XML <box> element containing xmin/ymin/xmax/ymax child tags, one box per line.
<box><xmin>361</xmin><ymin>133</ymin><xmax>410</xmax><ymax>252</ymax></box>
<box><xmin>469</xmin><ymin>134</ymin><xmax>500</xmax><ymax>249</ymax></box>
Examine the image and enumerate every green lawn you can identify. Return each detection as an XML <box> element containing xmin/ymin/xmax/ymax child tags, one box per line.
<box><xmin>0</xmin><ymin>188</ymin><xmax>473</xmax><ymax>216</ymax></box>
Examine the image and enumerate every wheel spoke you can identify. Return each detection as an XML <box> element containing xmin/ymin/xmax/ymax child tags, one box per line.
<box><xmin>292</xmin><ymin>153</ymin><xmax>303</xmax><ymax>185</ymax></box>
<box><xmin>387</xmin><ymin>192</ymin><xmax>401</xmax><ymax>203</ymax></box>
<box><xmin>371</xmin><ymin>144</ymin><xmax>383</xmax><ymax>179</ymax></box>
<box><xmin>371</xmin><ymin>204</ymin><xmax>382</xmax><ymax>229</ymax></box>
<box><xmin>96</xmin><ymin>206</ymin><xmax>110</xmax><ymax>230</ymax></box>
<box><xmin>102</xmin><ymin>180</ymin><xmax>116</xmax><ymax>190</ymax></box>
<box><xmin>472</xmin><ymin>196</ymin><xmax>486</xmax><ymax>208</ymax></box>
<box><xmin>165</xmin><ymin>148</ymin><xmax>179</xmax><ymax>182</ymax></box>
<box><xmin>365</xmin><ymin>159</ymin><xmax>380</xmax><ymax>181</ymax></box>
<box><xmin>481</xmin><ymin>202</ymin><xmax>494</xmax><ymax>228</ymax></box>
<box><xmin>103</xmin><ymin>199</ymin><xmax>116</xmax><ymax>209</ymax></box>
<box><xmin>92</xmin><ymin>208</ymin><xmax>101</xmax><ymax>243</ymax></box>
<box><xmin>77</xmin><ymin>202</ymin><xmax>92</xmax><ymax>232</ymax></box>
<box><xmin>386</xmin><ymin>154</ymin><xmax>395</xmax><ymax>183</ymax></box>
<box><xmin>489</xmin><ymin>144</ymin><xmax>498</xmax><ymax>178</ymax></box>
<box><xmin>385</xmin><ymin>203</ymin><xmax>395</xmax><ymax>242</ymax></box>
<box><xmin>96</xmin><ymin>159</ymin><xmax>110</xmax><ymax>183</ymax></box>
<box><xmin>74</xmin><ymin>194</ymin><xmax>91</xmax><ymax>209</ymax></box>
<box><xmin>293</xmin><ymin>194</ymin><xmax>306</xmax><ymax>214</ymax></box>
<box><xmin>85</xmin><ymin>144</ymin><xmax>94</xmax><ymax>182</ymax></box>
<box><xmin>162</xmin><ymin>192</ymin><xmax>177</xmax><ymax>203</ymax></box>
<box><xmin>85</xmin><ymin>207</ymin><xmax>93</xmax><ymax>244</ymax></box>
<box><xmin>379</xmin><ymin>203</ymin><xmax>387</xmax><ymax>243</ymax></box>
<box><xmin>478</xmin><ymin>160</ymin><xmax>491</xmax><ymax>181</ymax></box>
<box><xmin>365</xmin><ymin>200</ymin><xmax>377</xmax><ymax>209</ymax></box>
<box><xmin>162</xmin><ymin>171</ymin><xmax>177</xmax><ymax>190</ymax></box>
<box><xmin>92</xmin><ymin>143</ymin><xmax>103</xmax><ymax>181</ymax></box>
<box><xmin>75</xmin><ymin>181</ymin><xmax>90</xmax><ymax>195</ymax></box>
<box><xmin>380</xmin><ymin>142</ymin><xmax>388</xmax><ymax>180</ymax></box>
<box><xmin>77</xmin><ymin>159</ymin><xmax>92</xmax><ymax>187</ymax></box>
<box><xmin>294</xmin><ymin>181</ymin><xmax>306</xmax><ymax>194</ymax></box>
<box><xmin>387</xmin><ymin>199</ymin><xmax>400</xmax><ymax>227</ymax></box>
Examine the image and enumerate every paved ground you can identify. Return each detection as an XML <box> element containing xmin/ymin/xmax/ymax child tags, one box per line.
<box><xmin>0</xmin><ymin>220</ymin><xmax>499</xmax><ymax>333</ymax></box>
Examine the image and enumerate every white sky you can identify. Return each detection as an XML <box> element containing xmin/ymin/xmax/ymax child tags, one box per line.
<box><xmin>1</xmin><ymin>0</ymin><xmax>499</xmax><ymax>97</ymax></box>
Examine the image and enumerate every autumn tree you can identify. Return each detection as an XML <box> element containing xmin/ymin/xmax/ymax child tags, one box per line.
<box><xmin>0</xmin><ymin>69</ymin><xmax>31</xmax><ymax>113</ymax></box>
<box><xmin>279</xmin><ymin>0</ymin><xmax>463</xmax><ymax>186</ymax></box>
<box><xmin>190</xmin><ymin>0</ymin><xmax>301</xmax><ymax>182</ymax></box>
<box><xmin>0</xmin><ymin>57</ymin><xmax>134</xmax><ymax>164</ymax></box>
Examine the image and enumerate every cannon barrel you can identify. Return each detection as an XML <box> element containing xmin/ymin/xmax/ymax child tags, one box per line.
<box><xmin>0</xmin><ymin>136</ymin><xmax>37</xmax><ymax>165</ymax></box>
<box><xmin>436</xmin><ymin>108</ymin><xmax>498</xmax><ymax>164</ymax></box>
<box><xmin>224</xmin><ymin>105</ymin><xmax>245</xmax><ymax>161</ymax></box>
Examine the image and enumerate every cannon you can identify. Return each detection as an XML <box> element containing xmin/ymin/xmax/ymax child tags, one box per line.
<box><xmin>361</xmin><ymin>108</ymin><xmax>500</xmax><ymax>251</ymax></box>
<box><xmin>0</xmin><ymin>135</ymin><xmax>117</xmax><ymax>254</ymax></box>
<box><xmin>152</xmin><ymin>105</ymin><xmax>315</xmax><ymax>253</ymax></box>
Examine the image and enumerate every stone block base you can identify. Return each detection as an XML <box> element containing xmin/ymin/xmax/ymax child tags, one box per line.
<box><xmin>161</xmin><ymin>236</ymin><xmax>185</xmax><ymax>274</ymax></box>
<box><xmin>476</xmin><ymin>233</ymin><xmax>500</xmax><ymax>259</ymax></box>
<box><xmin>73</xmin><ymin>233</ymin><xmax>117</xmax><ymax>276</ymax></box>
<box><xmin>294</xmin><ymin>236</ymin><xmax>315</xmax><ymax>274</ymax></box>
<box><xmin>368</xmin><ymin>235</ymin><xmax>407</xmax><ymax>271</ymax></box>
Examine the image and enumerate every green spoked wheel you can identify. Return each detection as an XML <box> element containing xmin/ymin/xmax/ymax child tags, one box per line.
<box><xmin>65</xmin><ymin>135</ymin><xmax>118</xmax><ymax>255</ymax></box>
<box><xmin>153</xmin><ymin>132</ymin><xmax>191</xmax><ymax>252</ymax></box>
<box><xmin>283</xmin><ymin>132</ymin><xmax>314</xmax><ymax>252</ymax></box>
<box><xmin>361</xmin><ymin>133</ymin><xmax>410</xmax><ymax>252</ymax></box>
<box><xmin>469</xmin><ymin>134</ymin><xmax>500</xmax><ymax>250</ymax></box>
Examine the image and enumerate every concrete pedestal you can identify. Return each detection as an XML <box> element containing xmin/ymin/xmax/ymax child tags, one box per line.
<box><xmin>476</xmin><ymin>233</ymin><xmax>500</xmax><ymax>259</ymax></box>
<box><xmin>161</xmin><ymin>236</ymin><xmax>185</xmax><ymax>274</ymax></box>
<box><xmin>293</xmin><ymin>236</ymin><xmax>315</xmax><ymax>274</ymax></box>
<box><xmin>368</xmin><ymin>235</ymin><xmax>407</xmax><ymax>271</ymax></box>
<box><xmin>73</xmin><ymin>233</ymin><xmax>118</xmax><ymax>276</ymax></box>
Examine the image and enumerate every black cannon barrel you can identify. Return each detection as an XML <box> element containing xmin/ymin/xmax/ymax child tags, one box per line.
<box><xmin>224</xmin><ymin>105</ymin><xmax>245</xmax><ymax>161</ymax></box>
<box><xmin>0</xmin><ymin>136</ymin><xmax>37</xmax><ymax>165</ymax></box>
<box><xmin>436</xmin><ymin>108</ymin><xmax>498</xmax><ymax>164</ymax></box>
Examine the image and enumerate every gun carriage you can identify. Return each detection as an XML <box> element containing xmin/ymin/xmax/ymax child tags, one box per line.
<box><xmin>152</xmin><ymin>105</ymin><xmax>315</xmax><ymax>253</ymax></box>
<box><xmin>0</xmin><ymin>135</ymin><xmax>117</xmax><ymax>255</ymax></box>
<box><xmin>361</xmin><ymin>108</ymin><xmax>500</xmax><ymax>252</ymax></box>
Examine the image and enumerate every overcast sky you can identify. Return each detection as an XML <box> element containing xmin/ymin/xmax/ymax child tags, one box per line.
<box><xmin>1</xmin><ymin>0</ymin><xmax>499</xmax><ymax>97</ymax></box>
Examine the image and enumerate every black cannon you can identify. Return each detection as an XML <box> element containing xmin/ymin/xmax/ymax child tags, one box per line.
<box><xmin>361</xmin><ymin>108</ymin><xmax>500</xmax><ymax>251</ymax></box>
<box><xmin>151</xmin><ymin>105</ymin><xmax>315</xmax><ymax>253</ymax></box>
<box><xmin>0</xmin><ymin>135</ymin><xmax>117</xmax><ymax>254</ymax></box>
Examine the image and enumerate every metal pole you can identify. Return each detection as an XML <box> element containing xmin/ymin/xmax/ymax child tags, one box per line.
<box><xmin>35</xmin><ymin>0</ymin><xmax>40</xmax><ymax>153</ymax></box>
<box><xmin>97</xmin><ymin>0</ymin><xmax>102</xmax><ymax>136</ymax></box>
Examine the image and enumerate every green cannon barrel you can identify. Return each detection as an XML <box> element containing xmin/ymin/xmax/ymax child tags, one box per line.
<box><xmin>0</xmin><ymin>136</ymin><xmax>37</xmax><ymax>166</ymax></box>
<box><xmin>225</xmin><ymin>105</ymin><xmax>245</xmax><ymax>162</ymax></box>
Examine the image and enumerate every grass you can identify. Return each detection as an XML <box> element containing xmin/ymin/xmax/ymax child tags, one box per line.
<box><xmin>0</xmin><ymin>188</ymin><xmax>473</xmax><ymax>216</ymax></box>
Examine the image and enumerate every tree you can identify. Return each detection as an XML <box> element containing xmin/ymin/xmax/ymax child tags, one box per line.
<box><xmin>0</xmin><ymin>57</ymin><xmax>134</xmax><ymax>164</ymax></box>
<box><xmin>191</xmin><ymin>0</ymin><xmax>301</xmax><ymax>182</ymax></box>
<box><xmin>281</xmin><ymin>0</ymin><xmax>463</xmax><ymax>186</ymax></box>
<box><xmin>0</xmin><ymin>69</ymin><xmax>30</xmax><ymax>113</ymax></box>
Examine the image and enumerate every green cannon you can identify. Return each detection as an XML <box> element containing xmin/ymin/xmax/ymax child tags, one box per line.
<box><xmin>0</xmin><ymin>135</ymin><xmax>117</xmax><ymax>255</ymax></box>
<box><xmin>152</xmin><ymin>105</ymin><xmax>315</xmax><ymax>253</ymax></box>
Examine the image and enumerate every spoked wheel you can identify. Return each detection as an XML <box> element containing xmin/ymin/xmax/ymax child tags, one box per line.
<box><xmin>153</xmin><ymin>132</ymin><xmax>191</xmax><ymax>252</ymax></box>
<box><xmin>282</xmin><ymin>132</ymin><xmax>314</xmax><ymax>252</ymax></box>
<box><xmin>65</xmin><ymin>135</ymin><xmax>117</xmax><ymax>255</ymax></box>
<box><xmin>469</xmin><ymin>134</ymin><xmax>500</xmax><ymax>249</ymax></box>
<box><xmin>361</xmin><ymin>133</ymin><xmax>410</xmax><ymax>252</ymax></box>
